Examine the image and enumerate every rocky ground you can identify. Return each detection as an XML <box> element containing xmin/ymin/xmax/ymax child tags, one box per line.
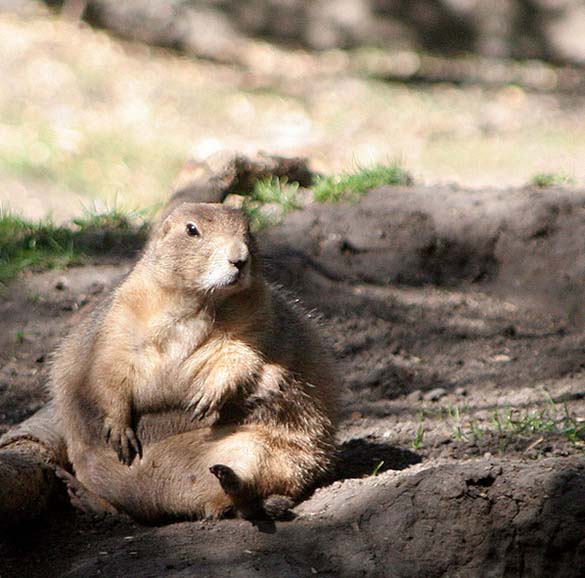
<box><xmin>1</xmin><ymin>183</ymin><xmax>584</xmax><ymax>577</ymax></box>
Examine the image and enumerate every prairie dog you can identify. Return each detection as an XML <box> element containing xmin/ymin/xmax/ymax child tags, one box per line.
<box><xmin>52</xmin><ymin>203</ymin><xmax>337</xmax><ymax>522</ymax></box>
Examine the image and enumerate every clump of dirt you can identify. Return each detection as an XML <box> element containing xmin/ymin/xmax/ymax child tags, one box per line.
<box><xmin>1</xmin><ymin>184</ymin><xmax>585</xmax><ymax>577</ymax></box>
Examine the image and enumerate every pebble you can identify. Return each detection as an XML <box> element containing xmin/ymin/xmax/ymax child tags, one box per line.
<box><xmin>88</xmin><ymin>282</ymin><xmax>105</xmax><ymax>295</ymax></box>
<box><xmin>490</xmin><ymin>354</ymin><xmax>512</xmax><ymax>363</ymax></box>
<box><xmin>423</xmin><ymin>387</ymin><xmax>447</xmax><ymax>402</ymax></box>
<box><xmin>55</xmin><ymin>278</ymin><xmax>68</xmax><ymax>291</ymax></box>
<box><xmin>258</xmin><ymin>202</ymin><xmax>285</xmax><ymax>223</ymax></box>
<box><xmin>406</xmin><ymin>390</ymin><xmax>423</xmax><ymax>402</ymax></box>
<box><xmin>223</xmin><ymin>194</ymin><xmax>246</xmax><ymax>209</ymax></box>
<box><xmin>296</xmin><ymin>188</ymin><xmax>314</xmax><ymax>207</ymax></box>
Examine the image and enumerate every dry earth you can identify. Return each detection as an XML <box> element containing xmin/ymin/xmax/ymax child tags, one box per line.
<box><xmin>1</xmin><ymin>183</ymin><xmax>584</xmax><ymax>577</ymax></box>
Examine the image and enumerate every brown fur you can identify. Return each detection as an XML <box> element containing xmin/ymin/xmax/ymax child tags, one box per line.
<box><xmin>51</xmin><ymin>203</ymin><xmax>337</xmax><ymax>523</ymax></box>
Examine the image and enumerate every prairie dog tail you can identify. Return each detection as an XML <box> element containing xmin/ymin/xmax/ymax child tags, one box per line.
<box><xmin>209</xmin><ymin>464</ymin><xmax>295</xmax><ymax>520</ymax></box>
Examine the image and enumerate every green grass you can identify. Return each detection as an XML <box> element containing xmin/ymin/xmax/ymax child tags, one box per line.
<box><xmin>250</xmin><ymin>177</ymin><xmax>301</xmax><ymax>211</ymax></box>
<box><xmin>313</xmin><ymin>162</ymin><xmax>413</xmax><ymax>203</ymax></box>
<box><xmin>444</xmin><ymin>396</ymin><xmax>584</xmax><ymax>449</ymax></box>
<box><xmin>26</xmin><ymin>292</ymin><xmax>42</xmax><ymax>303</ymax></box>
<box><xmin>489</xmin><ymin>403</ymin><xmax>584</xmax><ymax>446</ymax></box>
<box><xmin>371</xmin><ymin>460</ymin><xmax>385</xmax><ymax>476</ymax></box>
<box><xmin>412</xmin><ymin>413</ymin><xmax>426</xmax><ymax>450</ymax></box>
<box><xmin>243</xmin><ymin>177</ymin><xmax>301</xmax><ymax>230</ymax></box>
<box><xmin>529</xmin><ymin>172</ymin><xmax>576</xmax><ymax>188</ymax></box>
<box><xmin>243</xmin><ymin>165</ymin><xmax>413</xmax><ymax>229</ymax></box>
<box><xmin>0</xmin><ymin>206</ymin><xmax>150</xmax><ymax>285</ymax></box>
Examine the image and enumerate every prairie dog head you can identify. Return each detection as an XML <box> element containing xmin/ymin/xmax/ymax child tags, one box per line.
<box><xmin>148</xmin><ymin>203</ymin><xmax>255</xmax><ymax>296</ymax></box>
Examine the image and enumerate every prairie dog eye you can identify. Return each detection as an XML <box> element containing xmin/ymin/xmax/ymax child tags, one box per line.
<box><xmin>186</xmin><ymin>222</ymin><xmax>200</xmax><ymax>237</ymax></box>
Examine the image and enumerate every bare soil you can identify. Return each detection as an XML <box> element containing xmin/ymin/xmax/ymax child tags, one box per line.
<box><xmin>1</xmin><ymin>184</ymin><xmax>585</xmax><ymax>577</ymax></box>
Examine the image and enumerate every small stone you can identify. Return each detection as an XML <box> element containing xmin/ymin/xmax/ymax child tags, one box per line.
<box><xmin>258</xmin><ymin>202</ymin><xmax>285</xmax><ymax>224</ymax></box>
<box><xmin>223</xmin><ymin>194</ymin><xmax>246</xmax><ymax>209</ymax></box>
<box><xmin>444</xmin><ymin>482</ymin><xmax>465</xmax><ymax>499</ymax></box>
<box><xmin>55</xmin><ymin>278</ymin><xmax>68</xmax><ymax>291</ymax></box>
<box><xmin>491</xmin><ymin>354</ymin><xmax>512</xmax><ymax>363</ymax></box>
<box><xmin>406</xmin><ymin>390</ymin><xmax>423</xmax><ymax>402</ymax></box>
<box><xmin>454</xmin><ymin>387</ymin><xmax>468</xmax><ymax>396</ymax></box>
<box><xmin>88</xmin><ymin>282</ymin><xmax>105</xmax><ymax>295</ymax></box>
<box><xmin>423</xmin><ymin>387</ymin><xmax>447</xmax><ymax>402</ymax></box>
<box><xmin>296</xmin><ymin>187</ymin><xmax>314</xmax><ymax>207</ymax></box>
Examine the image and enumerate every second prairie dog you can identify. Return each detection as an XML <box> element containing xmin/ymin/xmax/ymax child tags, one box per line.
<box><xmin>52</xmin><ymin>202</ymin><xmax>338</xmax><ymax>522</ymax></box>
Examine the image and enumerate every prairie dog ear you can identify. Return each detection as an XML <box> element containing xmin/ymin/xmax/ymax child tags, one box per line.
<box><xmin>150</xmin><ymin>219</ymin><xmax>172</xmax><ymax>251</ymax></box>
<box><xmin>159</xmin><ymin>218</ymin><xmax>172</xmax><ymax>238</ymax></box>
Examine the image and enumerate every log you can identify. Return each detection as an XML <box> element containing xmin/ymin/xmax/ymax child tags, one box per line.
<box><xmin>0</xmin><ymin>403</ymin><xmax>67</xmax><ymax>529</ymax></box>
<box><xmin>163</xmin><ymin>150</ymin><xmax>312</xmax><ymax>219</ymax></box>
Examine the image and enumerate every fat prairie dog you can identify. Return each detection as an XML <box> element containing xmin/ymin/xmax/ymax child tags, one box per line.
<box><xmin>51</xmin><ymin>203</ymin><xmax>338</xmax><ymax>522</ymax></box>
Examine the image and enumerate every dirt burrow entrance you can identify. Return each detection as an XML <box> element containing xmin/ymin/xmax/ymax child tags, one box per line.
<box><xmin>1</xmin><ymin>184</ymin><xmax>585</xmax><ymax>577</ymax></box>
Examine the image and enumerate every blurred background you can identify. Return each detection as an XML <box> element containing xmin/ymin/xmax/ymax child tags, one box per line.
<box><xmin>2</xmin><ymin>0</ymin><xmax>585</xmax><ymax>221</ymax></box>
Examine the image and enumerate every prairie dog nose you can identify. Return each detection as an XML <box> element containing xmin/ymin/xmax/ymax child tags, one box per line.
<box><xmin>230</xmin><ymin>256</ymin><xmax>248</xmax><ymax>271</ymax></box>
<box><xmin>226</xmin><ymin>242</ymin><xmax>249</xmax><ymax>270</ymax></box>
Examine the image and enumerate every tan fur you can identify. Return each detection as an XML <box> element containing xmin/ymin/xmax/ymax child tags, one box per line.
<box><xmin>51</xmin><ymin>203</ymin><xmax>337</xmax><ymax>522</ymax></box>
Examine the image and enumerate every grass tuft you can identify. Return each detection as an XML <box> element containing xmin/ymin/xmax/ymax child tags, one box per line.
<box><xmin>371</xmin><ymin>460</ymin><xmax>385</xmax><ymax>476</ymax></box>
<box><xmin>530</xmin><ymin>172</ymin><xmax>576</xmax><ymax>188</ymax></box>
<box><xmin>250</xmin><ymin>177</ymin><xmax>301</xmax><ymax>210</ymax></box>
<box><xmin>412</xmin><ymin>413</ymin><xmax>426</xmax><ymax>450</ymax></box>
<box><xmin>0</xmin><ymin>206</ymin><xmax>150</xmax><ymax>285</ymax></box>
<box><xmin>243</xmin><ymin>177</ymin><xmax>301</xmax><ymax>230</ymax></box>
<box><xmin>313</xmin><ymin>162</ymin><xmax>412</xmax><ymax>203</ymax></box>
<box><xmin>444</xmin><ymin>394</ymin><xmax>584</xmax><ymax>450</ymax></box>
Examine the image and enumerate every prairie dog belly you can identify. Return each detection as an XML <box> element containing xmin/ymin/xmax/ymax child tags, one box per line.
<box><xmin>129</xmin><ymin>314</ymin><xmax>212</xmax><ymax>411</ymax></box>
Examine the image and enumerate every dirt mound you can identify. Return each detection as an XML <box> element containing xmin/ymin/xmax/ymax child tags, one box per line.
<box><xmin>2</xmin><ymin>457</ymin><xmax>583</xmax><ymax>577</ymax></box>
<box><xmin>263</xmin><ymin>184</ymin><xmax>585</xmax><ymax>323</ymax></box>
<box><xmin>2</xmin><ymin>183</ymin><xmax>585</xmax><ymax>577</ymax></box>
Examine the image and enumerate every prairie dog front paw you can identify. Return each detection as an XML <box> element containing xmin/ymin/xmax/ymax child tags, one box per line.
<box><xmin>103</xmin><ymin>417</ymin><xmax>142</xmax><ymax>465</ymax></box>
